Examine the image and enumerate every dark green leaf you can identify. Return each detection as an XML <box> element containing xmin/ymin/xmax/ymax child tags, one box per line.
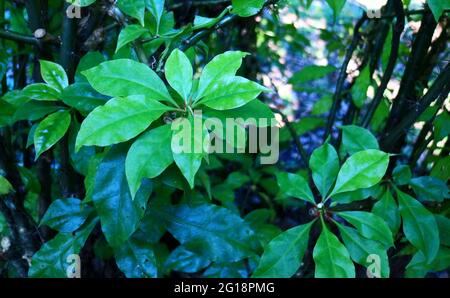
<box><xmin>252</xmin><ymin>221</ymin><xmax>314</xmax><ymax>277</ymax></box>
<box><xmin>397</xmin><ymin>189</ymin><xmax>440</xmax><ymax>263</ymax></box>
<box><xmin>40</xmin><ymin>198</ymin><xmax>93</xmax><ymax>233</ymax></box>
<box><xmin>93</xmin><ymin>144</ymin><xmax>153</xmax><ymax>247</ymax></box>
<box><xmin>310</xmin><ymin>143</ymin><xmax>339</xmax><ymax>198</ymax></box>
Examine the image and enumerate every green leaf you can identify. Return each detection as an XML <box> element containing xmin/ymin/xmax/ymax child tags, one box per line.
<box><xmin>289</xmin><ymin>65</ymin><xmax>336</xmax><ymax>85</ymax></box>
<box><xmin>392</xmin><ymin>164</ymin><xmax>412</xmax><ymax>186</ymax></box>
<box><xmin>325</xmin><ymin>0</ymin><xmax>346</xmax><ymax>19</ymax></box>
<box><xmin>114</xmin><ymin>233</ymin><xmax>158</xmax><ymax>278</ymax></box>
<box><xmin>431</xmin><ymin>156</ymin><xmax>450</xmax><ymax>182</ymax></box>
<box><xmin>330</xmin><ymin>149</ymin><xmax>389</xmax><ymax>197</ymax></box>
<box><xmin>147</xmin><ymin>0</ymin><xmax>165</xmax><ymax>34</ymax></box>
<box><xmin>61</xmin><ymin>83</ymin><xmax>109</xmax><ymax>116</ymax></box>
<box><xmin>338</xmin><ymin>211</ymin><xmax>394</xmax><ymax>248</ymax></box>
<box><xmin>75</xmin><ymin>51</ymin><xmax>105</xmax><ymax>83</ymax></box>
<box><xmin>200</xmin><ymin>76</ymin><xmax>270</xmax><ymax>110</ymax></box>
<box><xmin>252</xmin><ymin>221</ymin><xmax>314</xmax><ymax>277</ymax></box>
<box><xmin>232</xmin><ymin>0</ymin><xmax>265</xmax><ymax>17</ymax></box>
<box><xmin>406</xmin><ymin>247</ymin><xmax>450</xmax><ymax>277</ymax></box>
<box><xmin>409</xmin><ymin>176</ymin><xmax>449</xmax><ymax>202</ymax></box>
<box><xmin>39</xmin><ymin>60</ymin><xmax>68</xmax><ymax>92</ymax></box>
<box><xmin>116</xmin><ymin>24</ymin><xmax>148</xmax><ymax>53</ymax></box>
<box><xmin>165</xmin><ymin>49</ymin><xmax>193</xmax><ymax>101</ymax></box>
<box><xmin>372</xmin><ymin>189</ymin><xmax>401</xmax><ymax>235</ymax></box>
<box><xmin>82</xmin><ymin>59</ymin><xmax>174</xmax><ymax>105</ymax></box>
<box><xmin>311</xmin><ymin>95</ymin><xmax>332</xmax><ymax>115</ymax></box>
<box><xmin>76</xmin><ymin>95</ymin><xmax>172</xmax><ymax>151</ymax></box>
<box><xmin>117</xmin><ymin>0</ymin><xmax>145</xmax><ymax>26</ymax></box>
<box><xmin>40</xmin><ymin>198</ymin><xmax>93</xmax><ymax>233</ymax></box>
<box><xmin>276</xmin><ymin>172</ymin><xmax>315</xmax><ymax>204</ymax></box>
<box><xmin>203</xmin><ymin>100</ymin><xmax>275</xmax><ymax>127</ymax></box>
<box><xmin>165</xmin><ymin>246</ymin><xmax>211</xmax><ymax>273</ymax></box>
<box><xmin>435</xmin><ymin>215</ymin><xmax>450</xmax><ymax>247</ymax></box>
<box><xmin>93</xmin><ymin>144</ymin><xmax>153</xmax><ymax>247</ymax></box>
<box><xmin>152</xmin><ymin>203</ymin><xmax>256</xmax><ymax>263</ymax></box>
<box><xmin>427</xmin><ymin>0</ymin><xmax>450</xmax><ymax>21</ymax></box>
<box><xmin>397</xmin><ymin>189</ymin><xmax>440</xmax><ymax>264</ymax></box>
<box><xmin>313</xmin><ymin>221</ymin><xmax>355</xmax><ymax>278</ymax></box>
<box><xmin>433</xmin><ymin>111</ymin><xmax>450</xmax><ymax>142</ymax></box>
<box><xmin>195</xmin><ymin>51</ymin><xmax>248</xmax><ymax>101</ymax></box>
<box><xmin>310</xmin><ymin>143</ymin><xmax>339</xmax><ymax>198</ymax></box>
<box><xmin>34</xmin><ymin>110</ymin><xmax>71</xmax><ymax>159</ymax></box>
<box><xmin>341</xmin><ymin>125</ymin><xmax>379</xmax><ymax>156</ymax></box>
<box><xmin>14</xmin><ymin>101</ymin><xmax>61</xmax><ymax>121</ymax></box>
<box><xmin>0</xmin><ymin>175</ymin><xmax>13</xmax><ymax>195</ymax></box>
<box><xmin>336</xmin><ymin>223</ymin><xmax>390</xmax><ymax>278</ymax></box>
<box><xmin>126</xmin><ymin>124</ymin><xmax>173</xmax><ymax>198</ymax></box>
<box><xmin>22</xmin><ymin>83</ymin><xmax>60</xmax><ymax>101</ymax></box>
<box><xmin>171</xmin><ymin>115</ymin><xmax>209</xmax><ymax>188</ymax></box>
<box><xmin>28</xmin><ymin>218</ymin><xmax>97</xmax><ymax>277</ymax></box>
<box><xmin>351</xmin><ymin>66</ymin><xmax>371</xmax><ymax>108</ymax></box>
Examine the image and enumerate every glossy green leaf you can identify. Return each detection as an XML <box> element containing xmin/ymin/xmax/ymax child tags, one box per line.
<box><xmin>82</xmin><ymin>59</ymin><xmax>174</xmax><ymax>105</ymax></box>
<box><xmin>61</xmin><ymin>83</ymin><xmax>109</xmax><ymax>116</ymax></box>
<box><xmin>313</xmin><ymin>221</ymin><xmax>355</xmax><ymax>278</ymax></box>
<box><xmin>195</xmin><ymin>51</ymin><xmax>248</xmax><ymax>101</ymax></box>
<box><xmin>372</xmin><ymin>189</ymin><xmax>401</xmax><ymax>235</ymax></box>
<box><xmin>152</xmin><ymin>203</ymin><xmax>256</xmax><ymax>263</ymax></box>
<box><xmin>310</xmin><ymin>143</ymin><xmax>339</xmax><ymax>198</ymax></box>
<box><xmin>341</xmin><ymin>125</ymin><xmax>379</xmax><ymax>156</ymax></box>
<box><xmin>203</xmin><ymin>100</ymin><xmax>275</xmax><ymax>127</ymax></box>
<box><xmin>114</xmin><ymin>233</ymin><xmax>158</xmax><ymax>278</ymax></box>
<box><xmin>397</xmin><ymin>189</ymin><xmax>440</xmax><ymax>264</ymax></box>
<box><xmin>76</xmin><ymin>95</ymin><xmax>172</xmax><ymax>151</ymax></box>
<box><xmin>201</xmin><ymin>76</ymin><xmax>270</xmax><ymax>110</ymax></box>
<box><xmin>276</xmin><ymin>172</ymin><xmax>315</xmax><ymax>204</ymax></box>
<box><xmin>39</xmin><ymin>60</ymin><xmax>68</xmax><ymax>92</ymax></box>
<box><xmin>406</xmin><ymin>247</ymin><xmax>450</xmax><ymax>277</ymax></box>
<box><xmin>336</xmin><ymin>223</ymin><xmax>390</xmax><ymax>278</ymax></box>
<box><xmin>338</xmin><ymin>211</ymin><xmax>394</xmax><ymax>248</ymax></box>
<box><xmin>34</xmin><ymin>110</ymin><xmax>71</xmax><ymax>159</ymax></box>
<box><xmin>116</xmin><ymin>24</ymin><xmax>148</xmax><ymax>53</ymax></box>
<box><xmin>28</xmin><ymin>218</ymin><xmax>97</xmax><ymax>277</ymax></box>
<box><xmin>171</xmin><ymin>116</ymin><xmax>209</xmax><ymax>188</ymax></box>
<box><xmin>22</xmin><ymin>83</ymin><xmax>60</xmax><ymax>101</ymax></box>
<box><xmin>165</xmin><ymin>246</ymin><xmax>211</xmax><ymax>273</ymax></box>
<box><xmin>252</xmin><ymin>221</ymin><xmax>314</xmax><ymax>277</ymax></box>
<box><xmin>117</xmin><ymin>0</ymin><xmax>145</xmax><ymax>26</ymax></box>
<box><xmin>75</xmin><ymin>51</ymin><xmax>105</xmax><ymax>83</ymax></box>
<box><xmin>409</xmin><ymin>176</ymin><xmax>449</xmax><ymax>202</ymax></box>
<box><xmin>232</xmin><ymin>0</ymin><xmax>265</xmax><ymax>17</ymax></box>
<box><xmin>147</xmin><ymin>0</ymin><xmax>165</xmax><ymax>34</ymax></box>
<box><xmin>92</xmin><ymin>144</ymin><xmax>153</xmax><ymax>247</ymax></box>
<box><xmin>392</xmin><ymin>164</ymin><xmax>412</xmax><ymax>186</ymax></box>
<box><xmin>165</xmin><ymin>49</ymin><xmax>193</xmax><ymax>101</ymax></box>
<box><xmin>330</xmin><ymin>149</ymin><xmax>389</xmax><ymax>197</ymax></box>
<box><xmin>14</xmin><ymin>101</ymin><xmax>60</xmax><ymax>122</ymax></box>
<box><xmin>40</xmin><ymin>198</ymin><xmax>93</xmax><ymax>233</ymax></box>
<box><xmin>126</xmin><ymin>124</ymin><xmax>173</xmax><ymax>198</ymax></box>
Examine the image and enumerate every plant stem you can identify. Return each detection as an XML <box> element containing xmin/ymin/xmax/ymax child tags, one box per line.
<box><xmin>380</xmin><ymin>63</ymin><xmax>450</xmax><ymax>150</ymax></box>
<box><xmin>324</xmin><ymin>14</ymin><xmax>367</xmax><ymax>141</ymax></box>
<box><xmin>361</xmin><ymin>0</ymin><xmax>405</xmax><ymax>128</ymax></box>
